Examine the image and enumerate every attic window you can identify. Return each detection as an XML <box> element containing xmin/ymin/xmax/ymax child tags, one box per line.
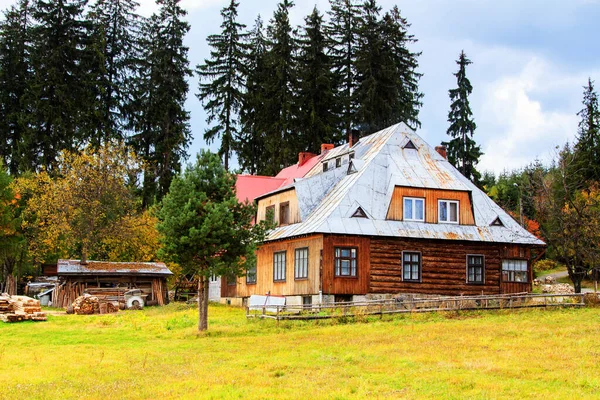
<box><xmin>336</xmin><ymin>157</ymin><xmax>342</xmax><ymax>168</ymax></box>
<box><xmin>490</xmin><ymin>217</ymin><xmax>504</xmax><ymax>227</ymax></box>
<box><xmin>323</xmin><ymin>162</ymin><xmax>329</xmax><ymax>172</ymax></box>
<box><xmin>349</xmin><ymin>152</ymin><xmax>355</xmax><ymax>160</ymax></box>
<box><xmin>403</xmin><ymin>140</ymin><xmax>417</xmax><ymax>150</ymax></box>
<box><xmin>352</xmin><ymin>207</ymin><xmax>368</xmax><ymax>218</ymax></box>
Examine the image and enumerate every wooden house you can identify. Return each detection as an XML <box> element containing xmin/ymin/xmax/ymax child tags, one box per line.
<box><xmin>46</xmin><ymin>260</ymin><xmax>172</xmax><ymax>308</ymax></box>
<box><xmin>229</xmin><ymin>123</ymin><xmax>544</xmax><ymax>305</ymax></box>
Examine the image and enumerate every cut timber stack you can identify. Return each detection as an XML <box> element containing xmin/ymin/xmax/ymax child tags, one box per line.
<box><xmin>70</xmin><ymin>294</ymin><xmax>118</xmax><ymax>315</ymax></box>
<box><xmin>0</xmin><ymin>294</ymin><xmax>47</xmax><ymax>323</ymax></box>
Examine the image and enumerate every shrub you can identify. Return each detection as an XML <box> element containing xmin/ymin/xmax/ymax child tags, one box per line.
<box><xmin>534</xmin><ymin>259</ymin><xmax>562</xmax><ymax>275</ymax></box>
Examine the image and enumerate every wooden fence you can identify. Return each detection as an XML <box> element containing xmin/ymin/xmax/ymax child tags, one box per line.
<box><xmin>246</xmin><ymin>293</ymin><xmax>586</xmax><ymax>321</ymax></box>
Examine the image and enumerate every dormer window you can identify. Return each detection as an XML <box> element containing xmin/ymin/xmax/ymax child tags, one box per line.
<box><xmin>323</xmin><ymin>162</ymin><xmax>329</xmax><ymax>172</ymax></box>
<box><xmin>352</xmin><ymin>207</ymin><xmax>368</xmax><ymax>218</ymax></box>
<box><xmin>491</xmin><ymin>217</ymin><xmax>504</xmax><ymax>226</ymax></box>
<box><xmin>336</xmin><ymin>157</ymin><xmax>341</xmax><ymax>168</ymax></box>
<box><xmin>403</xmin><ymin>140</ymin><xmax>417</xmax><ymax>150</ymax></box>
<box><xmin>403</xmin><ymin>197</ymin><xmax>424</xmax><ymax>221</ymax></box>
<box><xmin>279</xmin><ymin>202</ymin><xmax>290</xmax><ymax>225</ymax></box>
<box><xmin>439</xmin><ymin>200</ymin><xmax>459</xmax><ymax>224</ymax></box>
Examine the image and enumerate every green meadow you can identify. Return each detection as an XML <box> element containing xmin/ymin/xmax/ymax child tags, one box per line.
<box><xmin>1</xmin><ymin>304</ymin><xmax>599</xmax><ymax>399</ymax></box>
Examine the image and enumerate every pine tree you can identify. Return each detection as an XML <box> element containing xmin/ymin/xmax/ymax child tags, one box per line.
<box><xmin>130</xmin><ymin>0</ymin><xmax>191</xmax><ymax>207</ymax></box>
<box><xmin>196</xmin><ymin>0</ymin><xmax>248</xmax><ymax>171</ymax></box>
<box><xmin>238</xmin><ymin>16</ymin><xmax>269</xmax><ymax>175</ymax></box>
<box><xmin>86</xmin><ymin>0</ymin><xmax>142</xmax><ymax>145</ymax></box>
<box><xmin>295</xmin><ymin>7</ymin><xmax>339</xmax><ymax>154</ymax></box>
<box><xmin>28</xmin><ymin>0</ymin><xmax>91</xmax><ymax>170</ymax></box>
<box><xmin>573</xmin><ymin>78</ymin><xmax>600</xmax><ymax>185</ymax></box>
<box><xmin>262</xmin><ymin>0</ymin><xmax>298</xmax><ymax>175</ymax></box>
<box><xmin>327</xmin><ymin>0</ymin><xmax>359</xmax><ymax>139</ymax></box>
<box><xmin>0</xmin><ymin>0</ymin><xmax>32</xmax><ymax>175</ymax></box>
<box><xmin>443</xmin><ymin>50</ymin><xmax>482</xmax><ymax>183</ymax></box>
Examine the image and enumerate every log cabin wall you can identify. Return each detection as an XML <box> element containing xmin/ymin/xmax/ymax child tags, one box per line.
<box><xmin>322</xmin><ymin>235</ymin><xmax>371</xmax><ymax>295</ymax></box>
<box><xmin>256</xmin><ymin>189</ymin><xmax>301</xmax><ymax>225</ymax></box>
<box><xmin>386</xmin><ymin>186</ymin><xmax>475</xmax><ymax>225</ymax></box>
<box><xmin>370</xmin><ymin>238</ymin><xmax>532</xmax><ymax>296</ymax></box>
<box><xmin>235</xmin><ymin>235</ymin><xmax>323</xmax><ymax>298</ymax></box>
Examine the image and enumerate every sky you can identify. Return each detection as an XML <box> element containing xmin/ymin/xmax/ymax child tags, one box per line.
<box><xmin>7</xmin><ymin>0</ymin><xmax>600</xmax><ymax>175</ymax></box>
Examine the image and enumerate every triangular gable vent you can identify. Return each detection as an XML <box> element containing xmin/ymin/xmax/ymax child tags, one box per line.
<box><xmin>352</xmin><ymin>207</ymin><xmax>368</xmax><ymax>218</ymax></box>
<box><xmin>347</xmin><ymin>160</ymin><xmax>358</xmax><ymax>174</ymax></box>
<box><xmin>403</xmin><ymin>140</ymin><xmax>417</xmax><ymax>150</ymax></box>
<box><xmin>490</xmin><ymin>217</ymin><xmax>504</xmax><ymax>227</ymax></box>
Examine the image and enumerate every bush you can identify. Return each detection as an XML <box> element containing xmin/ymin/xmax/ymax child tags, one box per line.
<box><xmin>534</xmin><ymin>259</ymin><xmax>563</xmax><ymax>275</ymax></box>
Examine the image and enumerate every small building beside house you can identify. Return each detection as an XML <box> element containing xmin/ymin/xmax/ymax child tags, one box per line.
<box><xmin>228</xmin><ymin>123</ymin><xmax>545</xmax><ymax>305</ymax></box>
<box><xmin>45</xmin><ymin>260</ymin><xmax>172</xmax><ymax>308</ymax></box>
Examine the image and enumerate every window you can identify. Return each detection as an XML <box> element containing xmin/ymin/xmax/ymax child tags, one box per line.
<box><xmin>302</xmin><ymin>296</ymin><xmax>312</xmax><ymax>306</ymax></box>
<box><xmin>349</xmin><ymin>152</ymin><xmax>355</xmax><ymax>160</ymax></box>
<box><xmin>502</xmin><ymin>259</ymin><xmax>528</xmax><ymax>282</ymax></box>
<box><xmin>279</xmin><ymin>202</ymin><xmax>290</xmax><ymax>225</ymax></box>
<box><xmin>273</xmin><ymin>251</ymin><xmax>286</xmax><ymax>282</ymax></box>
<box><xmin>294</xmin><ymin>248</ymin><xmax>308</xmax><ymax>279</ymax></box>
<box><xmin>323</xmin><ymin>162</ymin><xmax>329</xmax><ymax>172</ymax></box>
<box><xmin>334</xmin><ymin>247</ymin><xmax>357</xmax><ymax>277</ymax></box>
<box><xmin>439</xmin><ymin>200</ymin><xmax>459</xmax><ymax>223</ymax></box>
<box><xmin>403</xmin><ymin>140</ymin><xmax>417</xmax><ymax>150</ymax></box>
<box><xmin>467</xmin><ymin>255</ymin><xmax>484</xmax><ymax>284</ymax></box>
<box><xmin>402</xmin><ymin>251</ymin><xmax>421</xmax><ymax>282</ymax></box>
<box><xmin>352</xmin><ymin>207</ymin><xmax>368</xmax><ymax>218</ymax></box>
<box><xmin>246</xmin><ymin>264</ymin><xmax>257</xmax><ymax>284</ymax></box>
<box><xmin>403</xmin><ymin>197</ymin><xmax>424</xmax><ymax>221</ymax></box>
<box><xmin>336</xmin><ymin>157</ymin><xmax>342</xmax><ymax>168</ymax></box>
<box><xmin>265</xmin><ymin>205</ymin><xmax>275</xmax><ymax>223</ymax></box>
<box><xmin>491</xmin><ymin>217</ymin><xmax>504</xmax><ymax>226</ymax></box>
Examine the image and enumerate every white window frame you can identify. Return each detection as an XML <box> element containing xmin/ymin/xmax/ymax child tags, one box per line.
<box><xmin>466</xmin><ymin>254</ymin><xmax>485</xmax><ymax>284</ymax></box>
<box><xmin>403</xmin><ymin>197</ymin><xmax>425</xmax><ymax>222</ymax></box>
<box><xmin>438</xmin><ymin>199</ymin><xmax>460</xmax><ymax>224</ymax></box>
<box><xmin>294</xmin><ymin>247</ymin><xmax>309</xmax><ymax>280</ymax></box>
<box><xmin>402</xmin><ymin>251</ymin><xmax>422</xmax><ymax>282</ymax></box>
<box><xmin>502</xmin><ymin>259</ymin><xmax>528</xmax><ymax>283</ymax></box>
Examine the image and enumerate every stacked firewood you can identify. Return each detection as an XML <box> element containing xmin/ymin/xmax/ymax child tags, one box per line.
<box><xmin>0</xmin><ymin>294</ymin><xmax>47</xmax><ymax>323</ymax></box>
<box><xmin>69</xmin><ymin>294</ymin><xmax>118</xmax><ymax>315</ymax></box>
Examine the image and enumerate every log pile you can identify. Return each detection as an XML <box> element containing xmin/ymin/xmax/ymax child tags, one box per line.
<box><xmin>0</xmin><ymin>294</ymin><xmax>47</xmax><ymax>323</ymax></box>
<box><xmin>69</xmin><ymin>294</ymin><xmax>118</xmax><ymax>315</ymax></box>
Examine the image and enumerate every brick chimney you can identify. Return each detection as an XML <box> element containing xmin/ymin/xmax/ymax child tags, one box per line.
<box><xmin>435</xmin><ymin>145</ymin><xmax>447</xmax><ymax>159</ymax></box>
<box><xmin>349</xmin><ymin>129</ymin><xmax>360</xmax><ymax>148</ymax></box>
<box><xmin>320</xmin><ymin>144</ymin><xmax>334</xmax><ymax>154</ymax></box>
<box><xmin>298</xmin><ymin>152</ymin><xmax>316</xmax><ymax>167</ymax></box>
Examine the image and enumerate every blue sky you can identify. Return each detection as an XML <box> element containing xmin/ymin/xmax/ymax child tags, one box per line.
<box><xmin>8</xmin><ymin>0</ymin><xmax>599</xmax><ymax>175</ymax></box>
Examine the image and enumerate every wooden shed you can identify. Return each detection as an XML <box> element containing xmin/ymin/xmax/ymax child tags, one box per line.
<box><xmin>50</xmin><ymin>260</ymin><xmax>172</xmax><ymax>308</ymax></box>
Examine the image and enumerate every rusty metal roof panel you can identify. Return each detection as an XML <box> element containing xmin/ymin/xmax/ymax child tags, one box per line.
<box><xmin>265</xmin><ymin>123</ymin><xmax>544</xmax><ymax>246</ymax></box>
<box><xmin>57</xmin><ymin>259</ymin><xmax>173</xmax><ymax>275</ymax></box>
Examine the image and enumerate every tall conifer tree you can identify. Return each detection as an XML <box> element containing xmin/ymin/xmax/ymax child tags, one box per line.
<box><xmin>573</xmin><ymin>79</ymin><xmax>600</xmax><ymax>185</ymax></box>
<box><xmin>444</xmin><ymin>51</ymin><xmax>482</xmax><ymax>183</ymax></box>
<box><xmin>238</xmin><ymin>16</ymin><xmax>269</xmax><ymax>175</ymax></box>
<box><xmin>0</xmin><ymin>0</ymin><xmax>32</xmax><ymax>174</ymax></box>
<box><xmin>296</xmin><ymin>7</ymin><xmax>339</xmax><ymax>153</ymax></box>
<box><xmin>262</xmin><ymin>0</ymin><xmax>298</xmax><ymax>175</ymax></box>
<box><xmin>197</xmin><ymin>0</ymin><xmax>248</xmax><ymax>170</ymax></box>
<box><xmin>130</xmin><ymin>0</ymin><xmax>191</xmax><ymax>206</ymax></box>
<box><xmin>327</xmin><ymin>0</ymin><xmax>359</xmax><ymax>139</ymax></box>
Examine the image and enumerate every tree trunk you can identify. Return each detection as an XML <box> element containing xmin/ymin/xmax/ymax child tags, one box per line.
<box><xmin>197</xmin><ymin>275</ymin><xmax>209</xmax><ymax>331</ymax></box>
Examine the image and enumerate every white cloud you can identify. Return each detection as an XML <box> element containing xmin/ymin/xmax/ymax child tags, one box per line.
<box><xmin>476</xmin><ymin>56</ymin><xmax>588</xmax><ymax>174</ymax></box>
<box><xmin>137</xmin><ymin>0</ymin><xmax>228</xmax><ymax>17</ymax></box>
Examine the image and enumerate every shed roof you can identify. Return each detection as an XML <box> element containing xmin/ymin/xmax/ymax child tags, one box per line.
<box><xmin>57</xmin><ymin>260</ymin><xmax>173</xmax><ymax>276</ymax></box>
<box><xmin>263</xmin><ymin>123</ymin><xmax>545</xmax><ymax>246</ymax></box>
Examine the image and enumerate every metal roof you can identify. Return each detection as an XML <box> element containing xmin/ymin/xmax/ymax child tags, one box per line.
<box><xmin>264</xmin><ymin>123</ymin><xmax>545</xmax><ymax>246</ymax></box>
<box><xmin>57</xmin><ymin>260</ymin><xmax>173</xmax><ymax>276</ymax></box>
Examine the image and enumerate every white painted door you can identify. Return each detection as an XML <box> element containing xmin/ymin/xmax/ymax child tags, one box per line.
<box><xmin>208</xmin><ymin>275</ymin><xmax>221</xmax><ymax>301</ymax></box>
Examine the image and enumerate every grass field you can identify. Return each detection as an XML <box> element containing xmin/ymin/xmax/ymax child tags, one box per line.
<box><xmin>1</xmin><ymin>304</ymin><xmax>599</xmax><ymax>400</ymax></box>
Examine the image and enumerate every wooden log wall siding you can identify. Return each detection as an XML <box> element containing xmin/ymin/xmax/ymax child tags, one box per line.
<box><xmin>235</xmin><ymin>235</ymin><xmax>324</xmax><ymax>298</ymax></box>
<box><xmin>256</xmin><ymin>188</ymin><xmax>301</xmax><ymax>225</ymax></box>
<box><xmin>321</xmin><ymin>235</ymin><xmax>371</xmax><ymax>295</ymax></box>
<box><xmin>369</xmin><ymin>238</ymin><xmax>531</xmax><ymax>296</ymax></box>
<box><xmin>386</xmin><ymin>186</ymin><xmax>475</xmax><ymax>225</ymax></box>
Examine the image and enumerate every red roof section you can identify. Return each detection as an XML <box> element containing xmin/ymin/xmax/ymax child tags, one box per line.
<box><xmin>236</xmin><ymin>154</ymin><xmax>323</xmax><ymax>202</ymax></box>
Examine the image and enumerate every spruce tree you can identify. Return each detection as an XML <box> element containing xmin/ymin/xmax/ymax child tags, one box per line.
<box><xmin>196</xmin><ymin>0</ymin><xmax>248</xmax><ymax>171</ymax></box>
<box><xmin>262</xmin><ymin>0</ymin><xmax>298</xmax><ymax>175</ymax></box>
<box><xmin>129</xmin><ymin>0</ymin><xmax>191</xmax><ymax>206</ymax></box>
<box><xmin>238</xmin><ymin>16</ymin><xmax>269</xmax><ymax>175</ymax></box>
<box><xmin>573</xmin><ymin>78</ymin><xmax>600</xmax><ymax>185</ymax></box>
<box><xmin>0</xmin><ymin>0</ymin><xmax>32</xmax><ymax>175</ymax></box>
<box><xmin>327</xmin><ymin>0</ymin><xmax>359</xmax><ymax>139</ymax></box>
<box><xmin>28</xmin><ymin>0</ymin><xmax>91</xmax><ymax>170</ymax></box>
<box><xmin>86</xmin><ymin>0</ymin><xmax>142</xmax><ymax>145</ymax></box>
<box><xmin>443</xmin><ymin>50</ymin><xmax>482</xmax><ymax>183</ymax></box>
<box><xmin>296</xmin><ymin>7</ymin><xmax>339</xmax><ymax>153</ymax></box>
